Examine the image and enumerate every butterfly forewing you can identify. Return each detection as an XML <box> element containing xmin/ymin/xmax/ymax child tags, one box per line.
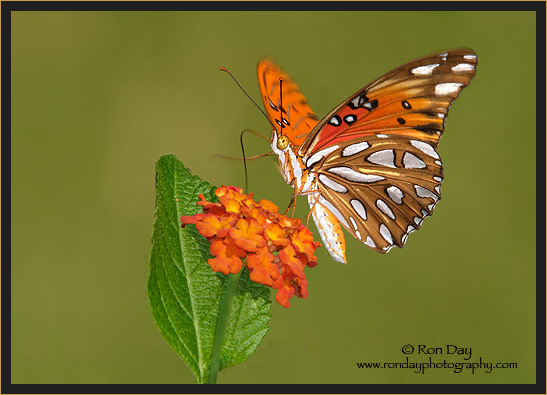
<box><xmin>312</xmin><ymin>134</ymin><xmax>444</xmax><ymax>253</ymax></box>
<box><xmin>257</xmin><ymin>59</ymin><xmax>320</xmax><ymax>146</ymax></box>
<box><xmin>299</xmin><ymin>49</ymin><xmax>477</xmax><ymax>155</ymax></box>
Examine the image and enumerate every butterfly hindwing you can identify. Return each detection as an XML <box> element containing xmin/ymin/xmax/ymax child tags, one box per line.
<box><xmin>299</xmin><ymin>49</ymin><xmax>477</xmax><ymax>156</ymax></box>
<box><xmin>311</xmin><ymin>134</ymin><xmax>444</xmax><ymax>253</ymax></box>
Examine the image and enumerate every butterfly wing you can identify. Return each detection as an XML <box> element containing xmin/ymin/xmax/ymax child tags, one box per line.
<box><xmin>310</xmin><ymin>134</ymin><xmax>443</xmax><ymax>253</ymax></box>
<box><xmin>303</xmin><ymin>48</ymin><xmax>477</xmax><ymax>255</ymax></box>
<box><xmin>257</xmin><ymin>59</ymin><xmax>320</xmax><ymax>145</ymax></box>
<box><xmin>299</xmin><ymin>49</ymin><xmax>477</xmax><ymax>156</ymax></box>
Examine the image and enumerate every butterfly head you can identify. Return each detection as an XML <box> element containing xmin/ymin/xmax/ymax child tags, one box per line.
<box><xmin>271</xmin><ymin>131</ymin><xmax>308</xmax><ymax>188</ymax></box>
<box><xmin>271</xmin><ymin>131</ymin><xmax>289</xmax><ymax>154</ymax></box>
<box><xmin>276</xmin><ymin>134</ymin><xmax>289</xmax><ymax>150</ymax></box>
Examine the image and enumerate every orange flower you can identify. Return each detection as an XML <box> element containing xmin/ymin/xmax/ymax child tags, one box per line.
<box><xmin>195</xmin><ymin>214</ymin><xmax>237</xmax><ymax>238</ymax></box>
<box><xmin>279</xmin><ymin>243</ymin><xmax>305</xmax><ymax>279</ymax></box>
<box><xmin>241</xmin><ymin>205</ymin><xmax>268</xmax><ymax>226</ymax></box>
<box><xmin>258</xmin><ymin>199</ymin><xmax>278</xmax><ymax>213</ymax></box>
<box><xmin>229</xmin><ymin>218</ymin><xmax>266</xmax><ymax>252</ymax></box>
<box><xmin>247</xmin><ymin>246</ymin><xmax>278</xmax><ymax>286</ymax></box>
<box><xmin>209</xmin><ymin>238</ymin><xmax>245</xmax><ymax>275</ymax></box>
<box><xmin>264</xmin><ymin>223</ymin><xmax>290</xmax><ymax>247</ymax></box>
<box><xmin>272</xmin><ymin>267</ymin><xmax>297</xmax><ymax>308</ymax></box>
<box><xmin>181</xmin><ymin>185</ymin><xmax>321</xmax><ymax>308</ymax></box>
<box><xmin>180</xmin><ymin>212</ymin><xmax>206</xmax><ymax>226</ymax></box>
<box><xmin>219</xmin><ymin>195</ymin><xmax>241</xmax><ymax>214</ymax></box>
<box><xmin>291</xmin><ymin>226</ymin><xmax>321</xmax><ymax>264</ymax></box>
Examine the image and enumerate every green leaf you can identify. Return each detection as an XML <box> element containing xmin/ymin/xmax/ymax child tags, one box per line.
<box><xmin>148</xmin><ymin>154</ymin><xmax>271</xmax><ymax>383</ymax></box>
<box><xmin>220</xmin><ymin>269</ymin><xmax>271</xmax><ymax>370</ymax></box>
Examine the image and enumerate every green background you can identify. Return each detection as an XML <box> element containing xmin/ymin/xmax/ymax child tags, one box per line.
<box><xmin>11</xmin><ymin>11</ymin><xmax>536</xmax><ymax>384</ymax></box>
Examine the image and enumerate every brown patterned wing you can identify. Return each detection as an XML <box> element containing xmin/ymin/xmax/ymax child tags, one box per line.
<box><xmin>299</xmin><ymin>48</ymin><xmax>477</xmax><ymax>156</ymax></box>
<box><xmin>257</xmin><ymin>58</ymin><xmax>319</xmax><ymax>146</ymax></box>
<box><xmin>310</xmin><ymin>134</ymin><xmax>444</xmax><ymax>253</ymax></box>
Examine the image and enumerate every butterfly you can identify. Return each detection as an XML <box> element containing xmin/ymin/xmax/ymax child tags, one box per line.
<box><xmin>257</xmin><ymin>49</ymin><xmax>477</xmax><ymax>264</ymax></box>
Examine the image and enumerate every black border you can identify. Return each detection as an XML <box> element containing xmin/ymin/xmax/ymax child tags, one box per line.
<box><xmin>0</xmin><ymin>1</ymin><xmax>544</xmax><ymax>11</ymax></box>
<box><xmin>2</xmin><ymin>1</ymin><xmax>545</xmax><ymax>394</ymax></box>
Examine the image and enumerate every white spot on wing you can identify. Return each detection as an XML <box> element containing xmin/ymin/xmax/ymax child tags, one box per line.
<box><xmin>411</xmin><ymin>63</ymin><xmax>440</xmax><ymax>76</ymax></box>
<box><xmin>435</xmin><ymin>160</ymin><xmax>442</xmax><ymax>166</ymax></box>
<box><xmin>349</xmin><ymin>216</ymin><xmax>358</xmax><ymax>231</ymax></box>
<box><xmin>403</xmin><ymin>152</ymin><xmax>426</xmax><ymax>169</ymax></box>
<box><xmin>306</xmin><ymin>145</ymin><xmax>339</xmax><ymax>168</ymax></box>
<box><xmin>355</xmin><ymin>230</ymin><xmax>362</xmax><ymax>240</ymax></box>
<box><xmin>367</xmin><ymin>149</ymin><xmax>396</xmax><ymax>168</ymax></box>
<box><xmin>342</xmin><ymin>141</ymin><xmax>370</xmax><ymax>157</ymax></box>
<box><xmin>379</xmin><ymin>224</ymin><xmax>393</xmax><ymax>244</ymax></box>
<box><xmin>415</xmin><ymin>185</ymin><xmax>439</xmax><ymax>202</ymax></box>
<box><xmin>318</xmin><ymin>196</ymin><xmax>349</xmax><ymax>229</ymax></box>
<box><xmin>435</xmin><ymin>185</ymin><xmax>441</xmax><ymax>194</ymax></box>
<box><xmin>387</xmin><ymin>186</ymin><xmax>404</xmax><ymax>204</ymax></box>
<box><xmin>328</xmin><ymin>166</ymin><xmax>385</xmax><ymax>183</ymax></box>
<box><xmin>345</xmin><ymin>115</ymin><xmax>356</xmax><ymax>123</ymax></box>
<box><xmin>350</xmin><ymin>199</ymin><xmax>367</xmax><ymax>220</ymax></box>
<box><xmin>365</xmin><ymin>236</ymin><xmax>376</xmax><ymax>248</ymax></box>
<box><xmin>435</xmin><ymin>83</ymin><xmax>463</xmax><ymax>95</ymax></box>
<box><xmin>376</xmin><ymin>199</ymin><xmax>395</xmax><ymax>220</ymax></box>
<box><xmin>383</xmin><ymin>245</ymin><xmax>395</xmax><ymax>253</ymax></box>
<box><xmin>410</xmin><ymin>140</ymin><xmax>439</xmax><ymax>159</ymax></box>
<box><xmin>350</xmin><ymin>96</ymin><xmax>362</xmax><ymax>108</ymax></box>
<box><xmin>452</xmin><ymin>63</ymin><xmax>475</xmax><ymax>72</ymax></box>
<box><xmin>309</xmin><ymin>194</ymin><xmax>345</xmax><ymax>264</ymax></box>
<box><xmin>319</xmin><ymin>174</ymin><xmax>348</xmax><ymax>193</ymax></box>
<box><xmin>433</xmin><ymin>176</ymin><xmax>443</xmax><ymax>182</ymax></box>
<box><xmin>463</xmin><ymin>54</ymin><xmax>477</xmax><ymax>60</ymax></box>
<box><xmin>376</xmin><ymin>134</ymin><xmax>389</xmax><ymax>138</ymax></box>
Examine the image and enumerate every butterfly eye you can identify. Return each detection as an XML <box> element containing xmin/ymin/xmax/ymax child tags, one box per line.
<box><xmin>277</xmin><ymin>135</ymin><xmax>289</xmax><ymax>150</ymax></box>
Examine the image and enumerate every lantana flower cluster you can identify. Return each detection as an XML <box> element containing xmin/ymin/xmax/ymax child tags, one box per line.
<box><xmin>181</xmin><ymin>186</ymin><xmax>321</xmax><ymax>308</ymax></box>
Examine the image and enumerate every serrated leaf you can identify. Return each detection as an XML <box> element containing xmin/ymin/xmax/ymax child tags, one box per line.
<box><xmin>148</xmin><ymin>154</ymin><xmax>271</xmax><ymax>383</ymax></box>
<box><xmin>220</xmin><ymin>268</ymin><xmax>271</xmax><ymax>370</ymax></box>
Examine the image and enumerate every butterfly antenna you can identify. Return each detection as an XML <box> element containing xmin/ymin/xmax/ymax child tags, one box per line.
<box><xmin>220</xmin><ymin>66</ymin><xmax>277</xmax><ymax>133</ymax></box>
<box><xmin>279</xmin><ymin>77</ymin><xmax>284</xmax><ymax>129</ymax></box>
<box><xmin>214</xmin><ymin>151</ymin><xmax>274</xmax><ymax>161</ymax></box>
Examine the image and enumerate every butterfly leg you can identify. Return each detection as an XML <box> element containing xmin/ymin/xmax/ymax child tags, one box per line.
<box><xmin>283</xmin><ymin>194</ymin><xmax>295</xmax><ymax>216</ymax></box>
<box><xmin>291</xmin><ymin>187</ymin><xmax>297</xmax><ymax>218</ymax></box>
<box><xmin>306</xmin><ymin>199</ymin><xmax>318</xmax><ymax>227</ymax></box>
<box><xmin>305</xmin><ymin>190</ymin><xmax>321</xmax><ymax>227</ymax></box>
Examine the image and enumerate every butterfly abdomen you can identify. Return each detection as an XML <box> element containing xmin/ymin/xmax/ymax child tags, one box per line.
<box><xmin>308</xmin><ymin>192</ymin><xmax>347</xmax><ymax>264</ymax></box>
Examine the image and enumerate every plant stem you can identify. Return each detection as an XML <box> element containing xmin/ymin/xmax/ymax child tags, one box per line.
<box><xmin>206</xmin><ymin>269</ymin><xmax>243</xmax><ymax>384</ymax></box>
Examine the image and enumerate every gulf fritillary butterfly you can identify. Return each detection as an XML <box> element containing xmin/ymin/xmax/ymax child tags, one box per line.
<box><xmin>257</xmin><ymin>49</ymin><xmax>477</xmax><ymax>264</ymax></box>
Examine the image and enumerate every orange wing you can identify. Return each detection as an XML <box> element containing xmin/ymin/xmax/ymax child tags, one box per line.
<box><xmin>257</xmin><ymin>59</ymin><xmax>319</xmax><ymax>146</ymax></box>
<box><xmin>299</xmin><ymin>49</ymin><xmax>477</xmax><ymax>156</ymax></box>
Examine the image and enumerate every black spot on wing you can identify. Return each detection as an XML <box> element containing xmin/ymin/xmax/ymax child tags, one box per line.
<box><xmin>328</xmin><ymin>115</ymin><xmax>342</xmax><ymax>127</ymax></box>
<box><xmin>363</xmin><ymin>99</ymin><xmax>378</xmax><ymax>111</ymax></box>
<box><xmin>344</xmin><ymin>114</ymin><xmax>356</xmax><ymax>125</ymax></box>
